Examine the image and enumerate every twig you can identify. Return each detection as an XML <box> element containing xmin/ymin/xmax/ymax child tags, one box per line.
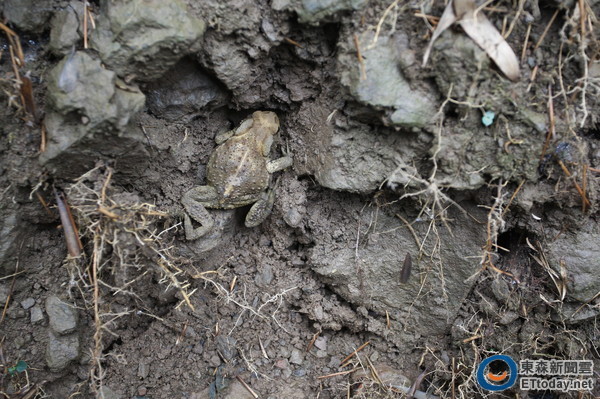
<box><xmin>317</xmin><ymin>369</ymin><xmax>357</xmax><ymax>379</ymax></box>
<box><xmin>533</xmin><ymin>9</ymin><xmax>559</xmax><ymax>51</ymax></box>
<box><xmin>340</xmin><ymin>341</ymin><xmax>370</xmax><ymax>366</ymax></box>
<box><xmin>236</xmin><ymin>376</ymin><xmax>258</xmax><ymax>399</ymax></box>
<box><xmin>306</xmin><ymin>331</ymin><xmax>319</xmax><ymax>352</ymax></box>
<box><xmin>557</xmin><ymin>160</ymin><xmax>591</xmax><ymax>211</ymax></box>
<box><xmin>353</xmin><ymin>34</ymin><xmax>367</xmax><ymax>81</ymax></box>
<box><xmin>539</xmin><ymin>84</ymin><xmax>555</xmax><ymax>161</ymax></box>
<box><xmin>284</xmin><ymin>37</ymin><xmax>303</xmax><ymax>48</ymax></box>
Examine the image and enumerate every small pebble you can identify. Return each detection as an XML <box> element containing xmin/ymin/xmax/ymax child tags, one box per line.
<box><xmin>293</xmin><ymin>369</ymin><xmax>306</xmax><ymax>377</ymax></box>
<box><xmin>314</xmin><ymin>336</ymin><xmax>327</xmax><ymax>351</ymax></box>
<box><xmin>289</xmin><ymin>349</ymin><xmax>303</xmax><ymax>365</ymax></box>
<box><xmin>30</xmin><ymin>306</ymin><xmax>44</xmax><ymax>324</ymax></box>
<box><xmin>21</xmin><ymin>298</ymin><xmax>35</xmax><ymax>310</ymax></box>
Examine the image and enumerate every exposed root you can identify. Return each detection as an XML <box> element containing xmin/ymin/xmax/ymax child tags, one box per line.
<box><xmin>62</xmin><ymin>163</ymin><xmax>192</xmax><ymax>396</ymax></box>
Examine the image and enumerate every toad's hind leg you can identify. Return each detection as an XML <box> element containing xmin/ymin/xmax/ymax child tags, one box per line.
<box><xmin>266</xmin><ymin>156</ymin><xmax>293</xmax><ymax>173</ymax></box>
<box><xmin>182</xmin><ymin>186</ymin><xmax>218</xmax><ymax>240</ymax></box>
<box><xmin>245</xmin><ymin>189</ymin><xmax>275</xmax><ymax>228</ymax></box>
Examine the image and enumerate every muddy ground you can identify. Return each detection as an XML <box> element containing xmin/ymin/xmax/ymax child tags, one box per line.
<box><xmin>1</xmin><ymin>0</ymin><xmax>599</xmax><ymax>398</ymax></box>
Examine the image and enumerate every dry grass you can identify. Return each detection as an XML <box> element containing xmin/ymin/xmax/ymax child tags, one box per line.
<box><xmin>62</xmin><ymin>163</ymin><xmax>192</xmax><ymax>396</ymax></box>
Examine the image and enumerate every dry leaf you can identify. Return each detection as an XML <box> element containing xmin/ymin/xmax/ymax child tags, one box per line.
<box><xmin>422</xmin><ymin>0</ymin><xmax>520</xmax><ymax>81</ymax></box>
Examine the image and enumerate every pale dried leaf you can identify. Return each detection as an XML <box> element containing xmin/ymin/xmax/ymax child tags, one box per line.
<box><xmin>422</xmin><ymin>0</ymin><xmax>457</xmax><ymax>67</ymax></box>
<box><xmin>458</xmin><ymin>6</ymin><xmax>520</xmax><ymax>81</ymax></box>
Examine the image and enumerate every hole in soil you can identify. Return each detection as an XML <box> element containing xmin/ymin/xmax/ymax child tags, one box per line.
<box><xmin>102</xmin><ymin>337</ymin><xmax>123</xmax><ymax>354</ymax></box>
<box><xmin>496</xmin><ymin>228</ymin><xmax>529</xmax><ymax>252</ymax></box>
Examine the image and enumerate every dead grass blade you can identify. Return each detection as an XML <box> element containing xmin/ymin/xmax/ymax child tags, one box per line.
<box><xmin>422</xmin><ymin>0</ymin><xmax>457</xmax><ymax>66</ymax></box>
<box><xmin>526</xmin><ymin>238</ymin><xmax>567</xmax><ymax>301</ymax></box>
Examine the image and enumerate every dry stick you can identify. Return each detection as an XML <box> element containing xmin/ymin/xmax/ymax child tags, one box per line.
<box><xmin>451</xmin><ymin>357</ymin><xmax>456</xmax><ymax>399</ymax></box>
<box><xmin>20</xmin><ymin>74</ymin><xmax>36</xmax><ymax>119</ymax></box>
<box><xmin>353</xmin><ymin>34</ymin><xmax>367</xmax><ymax>81</ymax></box>
<box><xmin>340</xmin><ymin>341</ymin><xmax>370</xmax><ymax>366</ymax></box>
<box><xmin>533</xmin><ymin>9</ymin><xmax>559</xmax><ymax>51</ymax></box>
<box><xmin>558</xmin><ymin>160</ymin><xmax>591</xmax><ymax>210</ymax></box>
<box><xmin>373</xmin><ymin>0</ymin><xmax>400</xmax><ymax>44</ymax></box>
<box><xmin>366</xmin><ymin>357</ymin><xmax>386</xmax><ymax>389</ymax></box>
<box><xmin>35</xmin><ymin>191</ymin><xmax>54</xmax><ymax>218</ymax></box>
<box><xmin>236</xmin><ymin>376</ymin><xmax>258</xmax><ymax>399</ymax></box>
<box><xmin>8</xmin><ymin>45</ymin><xmax>26</xmax><ymax>111</ymax></box>
<box><xmin>520</xmin><ymin>23</ymin><xmax>531</xmax><ymax>63</ymax></box>
<box><xmin>500</xmin><ymin>179</ymin><xmax>525</xmax><ymax>220</ymax></box>
<box><xmin>306</xmin><ymin>331</ymin><xmax>320</xmax><ymax>352</ymax></box>
<box><xmin>284</xmin><ymin>37</ymin><xmax>303</xmax><ymax>48</ymax></box>
<box><xmin>40</xmin><ymin>122</ymin><xmax>46</xmax><ymax>152</ymax></box>
<box><xmin>83</xmin><ymin>1</ymin><xmax>88</xmax><ymax>49</ymax></box>
<box><xmin>55</xmin><ymin>189</ymin><xmax>83</xmax><ymax>257</ymax></box>
<box><xmin>317</xmin><ymin>369</ymin><xmax>356</xmax><ymax>379</ymax></box>
<box><xmin>90</xmin><ymin>231</ymin><xmax>103</xmax><ymax>395</ymax></box>
<box><xmin>539</xmin><ymin>85</ymin><xmax>555</xmax><ymax>161</ymax></box>
<box><xmin>503</xmin><ymin>0</ymin><xmax>525</xmax><ymax>39</ymax></box>
<box><xmin>0</xmin><ymin>22</ymin><xmax>24</xmax><ymax>65</ymax></box>
<box><xmin>581</xmin><ymin>164</ymin><xmax>588</xmax><ymax>212</ymax></box>
<box><xmin>578</xmin><ymin>0</ymin><xmax>587</xmax><ymax>37</ymax></box>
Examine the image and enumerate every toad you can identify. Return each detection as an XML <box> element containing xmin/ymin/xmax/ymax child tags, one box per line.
<box><xmin>182</xmin><ymin>111</ymin><xmax>292</xmax><ymax>240</ymax></box>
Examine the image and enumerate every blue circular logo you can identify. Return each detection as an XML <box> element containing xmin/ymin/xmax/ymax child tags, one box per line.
<box><xmin>476</xmin><ymin>354</ymin><xmax>518</xmax><ymax>391</ymax></box>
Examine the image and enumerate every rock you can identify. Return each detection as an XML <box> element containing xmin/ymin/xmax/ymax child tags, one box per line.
<box><xmin>30</xmin><ymin>306</ymin><xmax>44</xmax><ymax>324</ymax></box>
<box><xmin>289</xmin><ymin>348</ymin><xmax>303</xmax><ymax>365</ymax></box>
<box><xmin>309</xmin><ymin>196</ymin><xmax>488</xmax><ymax>338</ymax></box>
<box><xmin>45</xmin><ymin>52</ymin><xmax>144</xmax><ymax>130</ymax></box>
<box><xmin>352</xmin><ymin>364</ymin><xmax>411</xmax><ymax>394</ymax></box>
<box><xmin>98</xmin><ymin>386</ymin><xmax>121</xmax><ymax>399</ymax></box>
<box><xmin>145</xmin><ymin>58</ymin><xmax>229</xmax><ymax>123</ymax></box>
<box><xmin>255</xmin><ymin>264</ymin><xmax>274</xmax><ymax>286</ymax></box>
<box><xmin>20</xmin><ymin>298</ymin><xmax>35</xmax><ymax>309</ymax></box>
<box><xmin>40</xmin><ymin>51</ymin><xmax>147</xmax><ymax>177</ymax></box>
<box><xmin>499</xmin><ymin>311</ymin><xmax>519</xmax><ymax>325</ymax></box>
<box><xmin>46</xmin><ymin>330</ymin><xmax>80</xmax><ymax>371</ymax></box>
<box><xmin>292</xmin><ymin>101</ymin><xmax>425</xmax><ymax>193</ymax></box>
<box><xmin>314</xmin><ymin>336</ymin><xmax>327</xmax><ymax>351</ymax></box>
<box><xmin>273</xmin><ymin>0</ymin><xmax>368</xmax><ymax>24</ymax></box>
<box><xmin>216</xmin><ymin>336</ymin><xmax>238</xmax><ymax>361</ymax></box>
<box><xmin>49</xmin><ymin>1</ymin><xmax>85</xmax><ymax>56</ymax></box>
<box><xmin>222</xmin><ymin>379</ymin><xmax>257</xmax><ymax>399</ymax></box>
<box><xmin>3</xmin><ymin>0</ymin><xmax>54</xmax><ymax>33</ymax></box>
<box><xmin>552</xmin><ymin>302</ymin><xmax>600</xmax><ymax>324</ymax></box>
<box><xmin>547</xmin><ymin>221</ymin><xmax>600</xmax><ymax>302</ymax></box>
<box><xmin>338</xmin><ymin>31</ymin><xmax>437</xmax><ymax>128</ymax></box>
<box><xmin>45</xmin><ymin>296</ymin><xmax>78</xmax><ymax>335</ymax></box>
<box><xmin>91</xmin><ymin>0</ymin><xmax>206</xmax><ymax>81</ymax></box>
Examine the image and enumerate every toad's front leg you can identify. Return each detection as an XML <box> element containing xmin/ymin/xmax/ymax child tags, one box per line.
<box><xmin>182</xmin><ymin>186</ymin><xmax>218</xmax><ymax>240</ymax></box>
